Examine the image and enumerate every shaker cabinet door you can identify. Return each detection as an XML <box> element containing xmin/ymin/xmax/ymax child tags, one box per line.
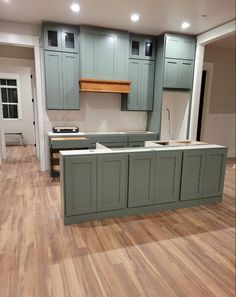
<box><xmin>154</xmin><ymin>151</ymin><xmax>182</xmax><ymax>204</ymax></box>
<box><xmin>178</xmin><ymin>60</ymin><xmax>194</xmax><ymax>89</ymax></box>
<box><xmin>163</xmin><ymin>59</ymin><xmax>179</xmax><ymax>88</ymax></box>
<box><xmin>44</xmin><ymin>25</ymin><xmax>62</xmax><ymax>51</ymax></box>
<box><xmin>61</xmin><ymin>27</ymin><xmax>79</xmax><ymax>53</ymax></box>
<box><xmin>180</xmin><ymin>150</ymin><xmax>206</xmax><ymax>201</ymax></box>
<box><xmin>128</xmin><ymin>153</ymin><xmax>155</xmax><ymax>207</ymax></box>
<box><xmin>62</xmin><ymin>53</ymin><xmax>80</xmax><ymax>109</ymax></box>
<box><xmin>140</xmin><ymin>60</ymin><xmax>155</xmax><ymax>110</ymax></box>
<box><xmin>97</xmin><ymin>154</ymin><xmax>128</xmax><ymax>211</ymax></box>
<box><xmin>127</xmin><ymin>59</ymin><xmax>142</xmax><ymax>110</ymax></box>
<box><xmin>45</xmin><ymin>51</ymin><xmax>64</xmax><ymax>109</ymax></box>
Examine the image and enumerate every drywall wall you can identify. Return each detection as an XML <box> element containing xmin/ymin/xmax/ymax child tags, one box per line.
<box><xmin>44</xmin><ymin>92</ymin><xmax>147</xmax><ymax>132</ymax></box>
<box><xmin>204</xmin><ymin>46</ymin><xmax>235</xmax><ymax>114</ymax></box>
<box><xmin>202</xmin><ymin>45</ymin><xmax>235</xmax><ymax>157</ymax></box>
<box><xmin>0</xmin><ymin>59</ymin><xmax>35</xmax><ymax>144</ymax></box>
<box><xmin>0</xmin><ymin>20</ymin><xmax>41</xmax><ymax>36</ymax></box>
<box><xmin>0</xmin><ymin>44</ymin><xmax>34</xmax><ymax>59</ymax></box>
<box><xmin>160</xmin><ymin>91</ymin><xmax>190</xmax><ymax>140</ymax></box>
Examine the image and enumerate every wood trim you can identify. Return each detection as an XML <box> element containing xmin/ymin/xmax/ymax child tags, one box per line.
<box><xmin>80</xmin><ymin>78</ymin><xmax>131</xmax><ymax>94</ymax></box>
<box><xmin>51</xmin><ymin>137</ymin><xmax>87</xmax><ymax>141</ymax></box>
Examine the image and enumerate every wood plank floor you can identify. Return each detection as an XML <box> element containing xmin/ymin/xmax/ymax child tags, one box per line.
<box><xmin>0</xmin><ymin>146</ymin><xmax>235</xmax><ymax>297</ymax></box>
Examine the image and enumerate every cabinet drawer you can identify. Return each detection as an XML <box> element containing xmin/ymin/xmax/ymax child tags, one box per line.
<box><xmin>51</xmin><ymin>138</ymin><xmax>90</xmax><ymax>149</ymax></box>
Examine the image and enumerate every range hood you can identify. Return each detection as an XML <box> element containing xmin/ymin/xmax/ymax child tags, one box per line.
<box><xmin>80</xmin><ymin>78</ymin><xmax>131</xmax><ymax>94</ymax></box>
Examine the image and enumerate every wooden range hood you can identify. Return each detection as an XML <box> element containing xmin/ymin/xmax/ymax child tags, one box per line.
<box><xmin>80</xmin><ymin>78</ymin><xmax>131</xmax><ymax>94</ymax></box>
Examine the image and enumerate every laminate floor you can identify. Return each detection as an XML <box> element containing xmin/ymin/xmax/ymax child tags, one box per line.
<box><xmin>0</xmin><ymin>146</ymin><xmax>235</xmax><ymax>297</ymax></box>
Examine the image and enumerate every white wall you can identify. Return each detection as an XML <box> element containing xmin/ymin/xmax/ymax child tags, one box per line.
<box><xmin>202</xmin><ymin>46</ymin><xmax>235</xmax><ymax>157</ymax></box>
<box><xmin>0</xmin><ymin>58</ymin><xmax>35</xmax><ymax>144</ymax></box>
<box><xmin>161</xmin><ymin>91</ymin><xmax>190</xmax><ymax>140</ymax></box>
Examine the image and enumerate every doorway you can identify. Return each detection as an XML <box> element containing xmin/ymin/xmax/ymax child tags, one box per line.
<box><xmin>0</xmin><ymin>45</ymin><xmax>37</xmax><ymax>158</ymax></box>
<box><xmin>196</xmin><ymin>70</ymin><xmax>207</xmax><ymax>141</ymax></box>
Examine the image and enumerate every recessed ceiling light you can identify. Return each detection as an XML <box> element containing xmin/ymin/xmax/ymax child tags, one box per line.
<box><xmin>181</xmin><ymin>22</ymin><xmax>190</xmax><ymax>29</ymax></box>
<box><xmin>70</xmin><ymin>3</ymin><xmax>80</xmax><ymax>12</ymax></box>
<box><xmin>131</xmin><ymin>14</ymin><xmax>140</xmax><ymax>22</ymax></box>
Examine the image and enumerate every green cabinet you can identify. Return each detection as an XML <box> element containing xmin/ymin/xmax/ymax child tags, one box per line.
<box><xmin>154</xmin><ymin>151</ymin><xmax>182</xmax><ymax>204</ymax></box>
<box><xmin>45</xmin><ymin>51</ymin><xmax>80</xmax><ymax>109</ymax></box>
<box><xmin>130</xmin><ymin>35</ymin><xmax>156</xmax><ymax>60</ymax></box>
<box><xmin>97</xmin><ymin>154</ymin><xmax>128</xmax><ymax>211</ymax></box>
<box><xmin>165</xmin><ymin>34</ymin><xmax>196</xmax><ymax>60</ymax></box>
<box><xmin>64</xmin><ymin>156</ymin><xmax>97</xmax><ymax>216</ymax></box>
<box><xmin>122</xmin><ymin>59</ymin><xmax>155</xmax><ymax>111</ymax></box>
<box><xmin>80</xmin><ymin>26</ymin><xmax>129</xmax><ymax>80</ymax></box>
<box><xmin>163</xmin><ymin>59</ymin><xmax>194</xmax><ymax>89</ymax></box>
<box><xmin>43</xmin><ymin>24</ymin><xmax>79</xmax><ymax>53</ymax></box>
<box><xmin>128</xmin><ymin>152</ymin><xmax>155</xmax><ymax>207</ymax></box>
<box><xmin>203</xmin><ymin>149</ymin><xmax>227</xmax><ymax>197</ymax></box>
<box><xmin>180</xmin><ymin>148</ymin><xmax>227</xmax><ymax>201</ymax></box>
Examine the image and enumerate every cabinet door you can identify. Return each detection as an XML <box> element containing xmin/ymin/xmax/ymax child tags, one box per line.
<box><xmin>128</xmin><ymin>153</ymin><xmax>155</xmax><ymax>207</ymax></box>
<box><xmin>80</xmin><ymin>31</ymin><xmax>96</xmax><ymax>77</ymax></box>
<box><xmin>163</xmin><ymin>59</ymin><xmax>179</xmax><ymax>88</ymax></box>
<box><xmin>130</xmin><ymin>36</ymin><xmax>142</xmax><ymax>59</ymax></box>
<box><xmin>165</xmin><ymin>35</ymin><xmax>195</xmax><ymax>60</ymax></box>
<box><xmin>154</xmin><ymin>151</ymin><xmax>182</xmax><ymax>204</ymax></box>
<box><xmin>62</xmin><ymin>53</ymin><xmax>80</xmax><ymax>109</ymax></box>
<box><xmin>140</xmin><ymin>60</ymin><xmax>155</xmax><ymax>110</ymax></box>
<box><xmin>64</xmin><ymin>156</ymin><xmax>97</xmax><ymax>216</ymax></box>
<box><xmin>62</xmin><ymin>27</ymin><xmax>79</xmax><ymax>53</ymax></box>
<box><xmin>127</xmin><ymin>59</ymin><xmax>142</xmax><ymax>110</ymax></box>
<box><xmin>203</xmin><ymin>149</ymin><xmax>227</xmax><ymax>197</ymax></box>
<box><xmin>114</xmin><ymin>35</ymin><xmax>129</xmax><ymax>79</ymax></box>
<box><xmin>178</xmin><ymin>60</ymin><xmax>194</xmax><ymax>89</ymax></box>
<box><xmin>142</xmin><ymin>38</ymin><xmax>156</xmax><ymax>60</ymax></box>
<box><xmin>96</xmin><ymin>32</ymin><xmax>115</xmax><ymax>78</ymax></box>
<box><xmin>45</xmin><ymin>51</ymin><xmax>63</xmax><ymax>109</ymax></box>
<box><xmin>180</xmin><ymin>150</ymin><xmax>206</xmax><ymax>201</ymax></box>
<box><xmin>97</xmin><ymin>154</ymin><xmax>128</xmax><ymax>211</ymax></box>
<box><xmin>43</xmin><ymin>25</ymin><xmax>62</xmax><ymax>51</ymax></box>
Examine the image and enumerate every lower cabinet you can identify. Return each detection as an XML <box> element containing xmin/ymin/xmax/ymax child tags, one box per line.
<box><xmin>128</xmin><ymin>153</ymin><xmax>155</xmax><ymax>207</ymax></box>
<box><xmin>154</xmin><ymin>151</ymin><xmax>182</xmax><ymax>204</ymax></box>
<box><xmin>65</xmin><ymin>156</ymin><xmax>97</xmax><ymax>216</ymax></box>
<box><xmin>97</xmin><ymin>154</ymin><xmax>128</xmax><ymax>211</ymax></box>
<box><xmin>180</xmin><ymin>148</ymin><xmax>227</xmax><ymax>201</ymax></box>
<box><xmin>64</xmin><ymin>154</ymin><xmax>128</xmax><ymax>216</ymax></box>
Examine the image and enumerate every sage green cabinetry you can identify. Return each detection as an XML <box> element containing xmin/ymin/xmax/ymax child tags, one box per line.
<box><xmin>180</xmin><ymin>148</ymin><xmax>227</xmax><ymax>201</ymax></box>
<box><xmin>45</xmin><ymin>51</ymin><xmax>80</xmax><ymax>109</ymax></box>
<box><xmin>123</xmin><ymin>59</ymin><xmax>155</xmax><ymax>111</ymax></box>
<box><xmin>63</xmin><ymin>154</ymin><xmax>129</xmax><ymax>216</ymax></box>
<box><xmin>154</xmin><ymin>151</ymin><xmax>182</xmax><ymax>204</ymax></box>
<box><xmin>64</xmin><ymin>156</ymin><xmax>97</xmax><ymax>216</ymax></box>
<box><xmin>129</xmin><ymin>35</ymin><xmax>156</xmax><ymax>60</ymax></box>
<box><xmin>80</xmin><ymin>26</ymin><xmax>129</xmax><ymax>80</ymax></box>
<box><xmin>97</xmin><ymin>154</ymin><xmax>128</xmax><ymax>211</ymax></box>
<box><xmin>43</xmin><ymin>24</ymin><xmax>79</xmax><ymax>53</ymax></box>
<box><xmin>147</xmin><ymin>34</ymin><xmax>196</xmax><ymax>135</ymax></box>
<box><xmin>128</xmin><ymin>152</ymin><xmax>155</xmax><ymax>207</ymax></box>
<box><xmin>163</xmin><ymin>59</ymin><xmax>194</xmax><ymax>89</ymax></box>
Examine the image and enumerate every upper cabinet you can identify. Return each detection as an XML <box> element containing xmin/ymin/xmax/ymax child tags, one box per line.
<box><xmin>43</xmin><ymin>23</ymin><xmax>80</xmax><ymax>110</ymax></box>
<box><xmin>80</xmin><ymin>26</ymin><xmax>129</xmax><ymax>80</ymax></box>
<box><xmin>129</xmin><ymin>35</ymin><xmax>156</xmax><ymax>60</ymax></box>
<box><xmin>165</xmin><ymin>35</ymin><xmax>196</xmax><ymax>60</ymax></box>
<box><xmin>43</xmin><ymin>24</ymin><xmax>79</xmax><ymax>53</ymax></box>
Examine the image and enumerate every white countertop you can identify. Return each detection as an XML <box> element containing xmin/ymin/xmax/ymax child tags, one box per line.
<box><xmin>60</xmin><ymin>143</ymin><xmax>226</xmax><ymax>156</ymax></box>
<box><xmin>48</xmin><ymin>131</ymin><xmax>157</xmax><ymax>137</ymax></box>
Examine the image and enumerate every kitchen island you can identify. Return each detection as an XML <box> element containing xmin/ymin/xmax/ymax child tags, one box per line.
<box><xmin>60</xmin><ymin>141</ymin><xmax>227</xmax><ymax>224</ymax></box>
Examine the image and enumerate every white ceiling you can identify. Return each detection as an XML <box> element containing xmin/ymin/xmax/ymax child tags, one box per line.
<box><xmin>208</xmin><ymin>33</ymin><xmax>236</xmax><ymax>49</ymax></box>
<box><xmin>0</xmin><ymin>0</ymin><xmax>235</xmax><ymax>35</ymax></box>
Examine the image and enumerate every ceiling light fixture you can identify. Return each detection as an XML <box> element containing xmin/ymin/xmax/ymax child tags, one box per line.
<box><xmin>181</xmin><ymin>22</ymin><xmax>190</xmax><ymax>29</ymax></box>
<box><xmin>70</xmin><ymin>3</ymin><xmax>80</xmax><ymax>12</ymax></box>
<box><xmin>131</xmin><ymin>14</ymin><xmax>140</xmax><ymax>22</ymax></box>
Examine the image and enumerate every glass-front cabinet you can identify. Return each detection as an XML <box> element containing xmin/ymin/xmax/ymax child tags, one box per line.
<box><xmin>44</xmin><ymin>24</ymin><xmax>79</xmax><ymax>53</ymax></box>
<box><xmin>130</xmin><ymin>35</ymin><xmax>156</xmax><ymax>60</ymax></box>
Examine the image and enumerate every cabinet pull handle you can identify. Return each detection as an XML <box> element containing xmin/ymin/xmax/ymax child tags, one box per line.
<box><xmin>167</xmin><ymin>61</ymin><xmax>177</xmax><ymax>64</ymax></box>
<box><xmin>183</xmin><ymin>63</ymin><xmax>191</xmax><ymax>65</ymax></box>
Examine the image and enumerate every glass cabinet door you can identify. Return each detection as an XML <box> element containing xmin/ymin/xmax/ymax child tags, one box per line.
<box><xmin>143</xmin><ymin>39</ymin><xmax>156</xmax><ymax>60</ymax></box>
<box><xmin>44</xmin><ymin>25</ymin><xmax>62</xmax><ymax>51</ymax></box>
<box><xmin>129</xmin><ymin>37</ymin><xmax>142</xmax><ymax>59</ymax></box>
<box><xmin>62</xmin><ymin>27</ymin><xmax>79</xmax><ymax>53</ymax></box>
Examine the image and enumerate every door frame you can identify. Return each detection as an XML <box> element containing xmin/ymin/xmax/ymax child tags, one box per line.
<box><xmin>0</xmin><ymin>32</ymin><xmax>46</xmax><ymax>170</ymax></box>
<box><xmin>189</xmin><ymin>20</ymin><xmax>235</xmax><ymax>140</ymax></box>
